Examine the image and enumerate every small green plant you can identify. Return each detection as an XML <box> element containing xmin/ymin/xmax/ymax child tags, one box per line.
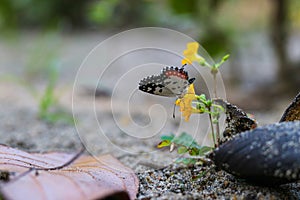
<box><xmin>2</xmin><ymin>33</ymin><xmax>73</xmax><ymax>124</ymax></box>
<box><xmin>37</xmin><ymin>65</ymin><xmax>73</xmax><ymax>124</ymax></box>
<box><xmin>176</xmin><ymin>42</ymin><xmax>229</xmax><ymax>147</ymax></box>
<box><xmin>157</xmin><ymin>132</ymin><xmax>213</xmax><ymax>164</ymax></box>
<box><xmin>38</xmin><ymin>65</ymin><xmax>58</xmax><ymax>120</ymax></box>
<box><xmin>29</xmin><ymin>34</ymin><xmax>74</xmax><ymax>124</ymax></box>
<box><xmin>140</xmin><ymin>41</ymin><xmax>229</xmax><ymax>163</ymax></box>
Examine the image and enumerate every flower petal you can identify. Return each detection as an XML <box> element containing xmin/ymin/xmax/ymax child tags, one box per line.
<box><xmin>182</xmin><ymin>42</ymin><xmax>205</xmax><ymax>65</ymax></box>
<box><xmin>175</xmin><ymin>84</ymin><xmax>197</xmax><ymax>121</ymax></box>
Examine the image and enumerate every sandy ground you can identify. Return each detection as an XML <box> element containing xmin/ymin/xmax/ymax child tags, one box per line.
<box><xmin>0</xmin><ymin>32</ymin><xmax>299</xmax><ymax>199</ymax></box>
<box><xmin>1</xmin><ymin>82</ymin><xmax>299</xmax><ymax>199</ymax></box>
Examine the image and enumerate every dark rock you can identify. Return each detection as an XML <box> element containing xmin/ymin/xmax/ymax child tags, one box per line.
<box><xmin>280</xmin><ymin>92</ymin><xmax>300</xmax><ymax>122</ymax></box>
<box><xmin>211</xmin><ymin>121</ymin><xmax>300</xmax><ymax>185</ymax></box>
<box><xmin>214</xmin><ymin>99</ymin><xmax>257</xmax><ymax>144</ymax></box>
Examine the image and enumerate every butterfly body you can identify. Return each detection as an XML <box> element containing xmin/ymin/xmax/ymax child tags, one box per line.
<box><xmin>139</xmin><ymin>66</ymin><xmax>195</xmax><ymax>98</ymax></box>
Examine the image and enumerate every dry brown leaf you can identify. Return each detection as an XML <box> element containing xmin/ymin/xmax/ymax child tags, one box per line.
<box><xmin>0</xmin><ymin>144</ymin><xmax>138</xmax><ymax>200</ymax></box>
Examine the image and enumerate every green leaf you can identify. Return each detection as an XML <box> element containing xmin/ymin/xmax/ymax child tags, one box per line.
<box><xmin>188</xmin><ymin>147</ymin><xmax>199</xmax><ymax>156</ymax></box>
<box><xmin>174</xmin><ymin>133</ymin><xmax>203</xmax><ymax>151</ymax></box>
<box><xmin>157</xmin><ymin>140</ymin><xmax>171</xmax><ymax>148</ymax></box>
<box><xmin>160</xmin><ymin>134</ymin><xmax>175</xmax><ymax>141</ymax></box>
<box><xmin>188</xmin><ymin>146</ymin><xmax>213</xmax><ymax>156</ymax></box>
<box><xmin>177</xmin><ymin>146</ymin><xmax>188</xmax><ymax>154</ymax></box>
<box><xmin>222</xmin><ymin>54</ymin><xmax>230</xmax><ymax>62</ymax></box>
<box><xmin>198</xmin><ymin>94</ymin><xmax>207</xmax><ymax>102</ymax></box>
<box><xmin>206</xmin><ymin>100</ymin><xmax>212</xmax><ymax>107</ymax></box>
<box><xmin>199</xmin><ymin>59</ymin><xmax>206</xmax><ymax>66</ymax></box>
<box><xmin>197</xmin><ymin>146</ymin><xmax>213</xmax><ymax>156</ymax></box>
<box><xmin>214</xmin><ymin>54</ymin><xmax>230</xmax><ymax>69</ymax></box>
<box><xmin>175</xmin><ymin>158</ymin><xmax>197</xmax><ymax>165</ymax></box>
<box><xmin>158</xmin><ymin>133</ymin><xmax>214</xmax><ymax>160</ymax></box>
<box><xmin>195</xmin><ymin>102</ymin><xmax>205</xmax><ymax>111</ymax></box>
<box><xmin>172</xmin><ymin>132</ymin><xmax>196</xmax><ymax>148</ymax></box>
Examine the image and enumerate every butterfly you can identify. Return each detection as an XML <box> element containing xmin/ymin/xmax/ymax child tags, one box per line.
<box><xmin>138</xmin><ymin>64</ymin><xmax>195</xmax><ymax>98</ymax></box>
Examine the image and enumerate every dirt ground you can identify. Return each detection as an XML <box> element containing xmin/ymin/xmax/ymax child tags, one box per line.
<box><xmin>1</xmin><ymin>32</ymin><xmax>299</xmax><ymax>199</ymax></box>
<box><xmin>1</xmin><ymin>81</ymin><xmax>299</xmax><ymax>199</ymax></box>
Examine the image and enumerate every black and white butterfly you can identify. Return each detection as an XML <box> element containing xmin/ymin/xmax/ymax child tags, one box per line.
<box><xmin>138</xmin><ymin>65</ymin><xmax>195</xmax><ymax>98</ymax></box>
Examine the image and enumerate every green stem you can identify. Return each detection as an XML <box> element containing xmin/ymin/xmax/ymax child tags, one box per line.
<box><xmin>208</xmin><ymin>110</ymin><xmax>216</xmax><ymax>148</ymax></box>
<box><xmin>213</xmin><ymin>72</ymin><xmax>217</xmax><ymax>98</ymax></box>
<box><xmin>204</xmin><ymin>61</ymin><xmax>211</xmax><ymax>68</ymax></box>
<box><xmin>216</xmin><ymin>117</ymin><xmax>220</xmax><ymax>146</ymax></box>
<box><xmin>212</xmin><ymin>73</ymin><xmax>220</xmax><ymax>147</ymax></box>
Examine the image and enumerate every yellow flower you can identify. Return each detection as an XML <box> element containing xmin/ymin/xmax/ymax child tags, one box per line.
<box><xmin>182</xmin><ymin>42</ymin><xmax>205</xmax><ymax>65</ymax></box>
<box><xmin>175</xmin><ymin>84</ymin><xmax>200</xmax><ymax>121</ymax></box>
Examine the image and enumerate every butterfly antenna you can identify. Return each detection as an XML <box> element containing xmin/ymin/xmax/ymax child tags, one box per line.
<box><xmin>181</xmin><ymin>63</ymin><xmax>187</xmax><ymax>69</ymax></box>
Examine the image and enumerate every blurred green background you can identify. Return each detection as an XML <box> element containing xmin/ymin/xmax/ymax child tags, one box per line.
<box><xmin>1</xmin><ymin>0</ymin><xmax>300</xmax><ymax>109</ymax></box>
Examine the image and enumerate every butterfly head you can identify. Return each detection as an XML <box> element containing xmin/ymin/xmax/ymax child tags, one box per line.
<box><xmin>188</xmin><ymin>78</ymin><xmax>195</xmax><ymax>84</ymax></box>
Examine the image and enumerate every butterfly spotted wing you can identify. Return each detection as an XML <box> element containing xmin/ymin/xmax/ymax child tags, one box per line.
<box><xmin>138</xmin><ymin>65</ymin><xmax>195</xmax><ymax>98</ymax></box>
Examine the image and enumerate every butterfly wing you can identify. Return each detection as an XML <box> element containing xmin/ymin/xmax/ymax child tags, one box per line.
<box><xmin>162</xmin><ymin>66</ymin><xmax>193</xmax><ymax>97</ymax></box>
<box><xmin>138</xmin><ymin>66</ymin><xmax>195</xmax><ymax>97</ymax></box>
<box><xmin>138</xmin><ymin>73</ymin><xmax>176</xmax><ymax>97</ymax></box>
